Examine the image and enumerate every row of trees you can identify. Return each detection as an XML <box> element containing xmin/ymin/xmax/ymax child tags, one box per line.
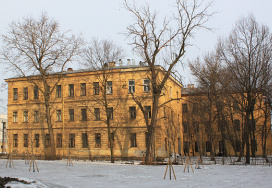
<box><xmin>189</xmin><ymin>15</ymin><xmax>272</xmax><ymax>164</ymax></box>
<box><xmin>1</xmin><ymin>0</ymin><xmax>212</xmax><ymax>164</ymax></box>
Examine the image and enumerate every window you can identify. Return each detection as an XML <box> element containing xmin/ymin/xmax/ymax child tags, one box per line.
<box><xmin>107</xmin><ymin>107</ymin><xmax>113</xmax><ymax>120</ymax></box>
<box><xmin>13</xmin><ymin>112</ymin><xmax>18</xmax><ymax>123</ymax></box>
<box><xmin>143</xmin><ymin>79</ymin><xmax>150</xmax><ymax>92</ymax></box>
<box><xmin>56</xmin><ymin>85</ymin><xmax>61</xmax><ymax>98</ymax></box>
<box><xmin>195</xmin><ymin>141</ymin><xmax>199</xmax><ymax>153</ymax></box>
<box><xmin>106</xmin><ymin>81</ymin><xmax>112</xmax><ymax>94</ymax></box>
<box><xmin>81</xmin><ymin>109</ymin><xmax>87</xmax><ymax>121</ymax></box>
<box><xmin>82</xmin><ymin>133</ymin><xmax>88</xmax><ymax>148</ymax></box>
<box><xmin>193</xmin><ymin>103</ymin><xmax>198</xmax><ymax>114</ymax></box>
<box><xmin>183</xmin><ymin>121</ymin><xmax>188</xmax><ymax>133</ymax></box>
<box><xmin>235</xmin><ymin>140</ymin><xmax>241</xmax><ymax>151</ymax></box>
<box><xmin>23</xmin><ymin>111</ymin><xmax>28</xmax><ymax>122</ymax></box>
<box><xmin>182</xmin><ymin>103</ymin><xmax>188</xmax><ymax>113</ymax></box>
<box><xmin>34</xmin><ymin>134</ymin><xmax>39</xmax><ymax>147</ymax></box>
<box><xmin>34</xmin><ymin>86</ymin><xmax>39</xmax><ymax>99</ymax></box>
<box><xmin>80</xmin><ymin>83</ymin><xmax>86</xmax><ymax>96</ymax></box>
<box><xmin>94</xmin><ymin>108</ymin><xmax>100</xmax><ymax>120</ymax></box>
<box><xmin>56</xmin><ymin>133</ymin><xmax>62</xmax><ymax>148</ymax></box>
<box><xmin>108</xmin><ymin>133</ymin><xmax>114</xmax><ymax>148</ymax></box>
<box><xmin>34</xmin><ymin>111</ymin><xmax>39</xmax><ymax>123</ymax></box>
<box><xmin>69</xmin><ymin>109</ymin><xmax>74</xmax><ymax>121</ymax></box>
<box><xmin>24</xmin><ymin>134</ymin><xmax>28</xmax><ymax>147</ymax></box>
<box><xmin>68</xmin><ymin>84</ymin><xmax>74</xmax><ymax>97</ymax></box>
<box><xmin>219</xmin><ymin>140</ymin><xmax>225</xmax><ymax>154</ymax></box>
<box><xmin>23</xmin><ymin>87</ymin><xmax>28</xmax><ymax>100</ymax></box>
<box><xmin>130</xmin><ymin>133</ymin><xmax>137</xmax><ymax>147</ymax></box>
<box><xmin>184</xmin><ymin>141</ymin><xmax>189</xmax><ymax>155</ymax></box>
<box><xmin>56</xmin><ymin>110</ymin><xmax>62</xmax><ymax>121</ymax></box>
<box><xmin>193</xmin><ymin>121</ymin><xmax>199</xmax><ymax>133</ymax></box>
<box><xmin>205</xmin><ymin>121</ymin><xmax>211</xmax><ymax>133</ymax></box>
<box><xmin>206</xmin><ymin>141</ymin><xmax>211</xmax><ymax>152</ymax></box>
<box><xmin>93</xmin><ymin>82</ymin><xmax>99</xmax><ymax>95</ymax></box>
<box><xmin>144</xmin><ymin>106</ymin><xmax>151</xmax><ymax>119</ymax></box>
<box><xmin>129</xmin><ymin>106</ymin><xmax>136</xmax><ymax>119</ymax></box>
<box><xmin>13</xmin><ymin>88</ymin><xmax>18</xmax><ymax>100</ymax></box>
<box><xmin>234</xmin><ymin>119</ymin><xmax>240</xmax><ymax>131</ymax></box>
<box><xmin>45</xmin><ymin>134</ymin><xmax>51</xmax><ymax>148</ymax></box>
<box><xmin>95</xmin><ymin>133</ymin><xmax>101</xmax><ymax>148</ymax></box>
<box><xmin>128</xmin><ymin>80</ymin><xmax>135</xmax><ymax>93</ymax></box>
<box><xmin>13</xmin><ymin>134</ymin><xmax>18</xmax><ymax>147</ymax></box>
<box><xmin>69</xmin><ymin>133</ymin><xmax>75</xmax><ymax>148</ymax></box>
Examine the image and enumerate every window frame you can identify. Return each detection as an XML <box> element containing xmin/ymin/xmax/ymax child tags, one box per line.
<box><xmin>80</xmin><ymin>83</ymin><xmax>86</xmax><ymax>96</ymax></box>
<box><xmin>106</xmin><ymin>81</ymin><xmax>112</xmax><ymax>94</ymax></box>
<box><xmin>93</xmin><ymin>82</ymin><xmax>100</xmax><ymax>95</ymax></box>
<box><xmin>56</xmin><ymin>110</ymin><xmax>62</xmax><ymax>121</ymax></box>
<box><xmin>81</xmin><ymin>108</ymin><xmax>87</xmax><ymax>121</ymax></box>
<box><xmin>13</xmin><ymin>88</ymin><xmax>18</xmax><ymax>100</ymax></box>
<box><xmin>13</xmin><ymin>134</ymin><xmax>18</xmax><ymax>147</ymax></box>
<box><xmin>130</xmin><ymin>133</ymin><xmax>137</xmax><ymax>147</ymax></box>
<box><xmin>144</xmin><ymin>106</ymin><xmax>151</xmax><ymax>119</ymax></box>
<box><xmin>82</xmin><ymin>133</ymin><xmax>88</xmax><ymax>148</ymax></box>
<box><xmin>23</xmin><ymin>111</ymin><xmax>28</xmax><ymax>122</ymax></box>
<box><xmin>69</xmin><ymin>133</ymin><xmax>75</xmax><ymax>148</ymax></box>
<box><xmin>34</xmin><ymin>86</ymin><xmax>39</xmax><ymax>99</ymax></box>
<box><xmin>13</xmin><ymin>111</ymin><xmax>18</xmax><ymax>123</ymax></box>
<box><xmin>94</xmin><ymin>108</ymin><xmax>100</xmax><ymax>120</ymax></box>
<box><xmin>128</xmin><ymin>80</ymin><xmax>135</xmax><ymax>93</ymax></box>
<box><xmin>56</xmin><ymin>85</ymin><xmax>62</xmax><ymax>98</ymax></box>
<box><xmin>23</xmin><ymin>87</ymin><xmax>28</xmax><ymax>100</ymax></box>
<box><xmin>56</xmin><ymin>133</ymin><xmax>62</xmax><ymax>148</ymax></box>
<box><xmin>143</xmin><ymin>79</ymin><xmax>150</xmax><ymax>92</ymax></box>
<box><xmin>129</xmin><ymin>106</ymin><xmax>136</xmax><ymax>119</ymax></box>
<box><xmin>68</xmin><ymin>84</ymin><xmax>74</xmax><ymax>97</ymax></box>
<box><xmin>95</xmin><ymin>133</ymin><xmax>101</xmax><ymax>148</ymax></box>
<box><xmin>69</xmin><ymin>109</ymin><xmax>74</xmax><ymax>121</ymax></box>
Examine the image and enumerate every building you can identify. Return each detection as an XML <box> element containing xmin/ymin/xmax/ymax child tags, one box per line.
<box><xmin>0</xmin><ymin>114</ymin><xmax>8</xmax><ymax>153</ymax></box>
<box><xmin>5</xmin><ymin>63</ymin><xmax>183</xmax><ymax>160</ymax></box>
<box><xmin>180</xmin><ymin>85</ymin><xmax>272</xmax><ymax>158</ymax></box>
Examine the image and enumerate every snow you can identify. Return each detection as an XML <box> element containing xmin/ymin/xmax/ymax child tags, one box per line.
<box><xmin>1</xmin><ymin>159</ymin><xmax>272</xmax><ymax>188</ymax></box>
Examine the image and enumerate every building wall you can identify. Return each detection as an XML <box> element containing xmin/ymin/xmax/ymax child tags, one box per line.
<box><xmin>6</xmin><ymin>66</ymin><xmax>183</xmax><ymax>159</ymax></box>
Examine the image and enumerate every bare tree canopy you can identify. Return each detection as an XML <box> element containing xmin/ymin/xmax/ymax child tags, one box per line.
<box><xmin>1</xmin><ymin>13</ymin><xmax>83</xmax><ymax>159</ymax></box>
<box><xmin>125</xmin><ymin>0</ymin><xmax>213</xmax><ymax>164</ymax></box>
<box><xmin>82</xmin><ymin>38</ymin><xmax>124</xmax><ymax>69</ymax></box>
<box><xmin>1</xmin><ymin>12</ymin><xmax>83</xmax><ymax>76</ymax></box>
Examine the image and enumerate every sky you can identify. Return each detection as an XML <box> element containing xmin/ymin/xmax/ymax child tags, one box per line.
<box><xmin>0</xmin><ymin>0</ymin><xmax>272</xmax><ymax>113</ymax></box>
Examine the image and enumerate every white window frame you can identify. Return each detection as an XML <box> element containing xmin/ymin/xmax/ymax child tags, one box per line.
<box><xmin>143</xmin><ymin>79</ymin><xmax>150</xmax><ymax>92</ymax></box>
<box><xmin>128</xmin><ymin>80</ymin><xmax>135</xmax><ymax>93</ymax></box>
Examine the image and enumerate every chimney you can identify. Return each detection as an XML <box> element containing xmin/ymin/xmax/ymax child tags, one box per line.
<box><xmin>119</xmin><ymin>59</ymin><xmax>123</xmax><ymax>66</ymax></box>
<box><xmin>127</xmin><ymin>59</ymin><xmax>131</xmax><ymax>66</ymax></box>
<box><xmin>132</xmin><ymin>59</ymin><xmax>135</xmax><ymax>65</ymax></box>
<box><xmin>109</xmin><ymin>61</ymin><xmax>116</xmax><ymax>68</ymax></box>
<box><xmin>67</xmin><ymin>68</ymin><xmax>73</xmax><ymax>71</ymax></box>
<box><xmin>187</xmin><ymin>84</ymin><xmax>194</xmax><ymax>89</ymax></box>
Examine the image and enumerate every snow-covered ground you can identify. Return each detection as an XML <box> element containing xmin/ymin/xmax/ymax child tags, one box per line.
<box><xmin>1</xmin><ymin>159</ymin><xmax>272</xmax><ymax>188</ymax></box>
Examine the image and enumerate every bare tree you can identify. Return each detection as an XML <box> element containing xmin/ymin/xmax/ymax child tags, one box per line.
<box><xmin>1</xmin><ymin>13</ymin><xmax>83</xmax><ymax>159</ymax></box>
<box><xmin>82</xmin><ymin>38</ymin><xmax>124</xmax><ymax>163</ymax></box>
<box><xmin>124</xmin><ymin>0</ymin><xmax>212</xmax><ymax>164</ymax></box>
<box><xmin>218</xmin><ymin>15</ymin><xmax>272</xmax><ymax>164</ymax></box>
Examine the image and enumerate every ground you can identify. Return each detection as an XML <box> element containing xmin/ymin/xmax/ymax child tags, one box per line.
<box><xmin>0</xmin><ymin>159</ymin><xmax>272</xmax><ymax>187</ymax></box>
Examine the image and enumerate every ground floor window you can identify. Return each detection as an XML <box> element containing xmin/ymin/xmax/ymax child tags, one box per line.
<box><xmin>24</xmin><ymin>134</ymin><xmax>28</xmax><ymax>147</ymax></box>
<box><xmin>82</xmin><ymin>133</ymin><xmax>88</xmax><ymax>148</ymax></box>
<box><xmin>56</xmin><ymin>133</ymin><xmax>62</xmax><ymax>148</ymax></box>
<box><xmin>206</xmin><ymin>141</ymin><xmax>211</xmax><ymax>153</ymax></box>
<box><xmin>45</xmin><ymin>134</ymin><xmax>51</xmax><ymax>148</ymax></box>
<box><xmin>35</xmin><ymin>134</ymin><xmax>39</xmax><ymax>147</ymax></box>
<box><xmin>95</xmin><ymin>133</ymin><xmax>101</xmax><ymax>148</ymax></box>
<box><xmin>130</xmin><ymin>133</ymin><xmax>137</xmax><ymax>147</ymax></box>
<box><xmin>13</xmin><ymin>134</ymin><xmax>18</xmax><ymax>147</ymax></box>
<box><xmin>69</xmin><ymin>134</ymin><xmax>75</xmax><ymax>148</ymax></box>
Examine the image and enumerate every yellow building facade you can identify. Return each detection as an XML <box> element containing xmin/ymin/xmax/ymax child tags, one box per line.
<box><xmin>5</xmin><ymin>65</ymin><xmax>183</xmax><ymax>160</ymax></box>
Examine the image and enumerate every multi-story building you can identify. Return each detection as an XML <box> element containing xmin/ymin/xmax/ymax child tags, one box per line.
<box><xmin>0</xmin><ymin>114</ymin><xmax>8</xmax><ymax>153</ymax></box>
<box><xmin>180</xmin><ymin>85</ymin><xmax>272</xmax><ymax>158</ymax></box>
<box><xmin>5</xmin><ymin>63</ymin><xmax>183</xmax><ymax>159</ymax></box>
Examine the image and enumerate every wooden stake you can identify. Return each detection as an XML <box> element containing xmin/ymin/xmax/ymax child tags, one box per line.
<box><xmin>183</xmin><ymin>156</ymin><xmax>194</xmax><ymax>173</ymax></box>
<box><xmin>6</xmin><ymin>154</ymin><xmax>14</xmax><ymax>168</ymax></box>
<box><xmin>67</xmin><ymin>155</ymin><xmax>73</xmax><ymax>166</ymax></box>
<box><xmin>195</xmin><ymin>155</ymin><xmax>204</xmax><ymax>169</ymax></box>
<box><xmin>164</xmin><ymin>158</ymin><xmax>176</xmax><ymax>180</ymax></box>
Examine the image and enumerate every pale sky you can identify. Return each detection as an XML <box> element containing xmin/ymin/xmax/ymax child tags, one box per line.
<box><xmin>0</xmin><ymin>0</ymin><xmax>272</xmax><ymax>113</ymax></box>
